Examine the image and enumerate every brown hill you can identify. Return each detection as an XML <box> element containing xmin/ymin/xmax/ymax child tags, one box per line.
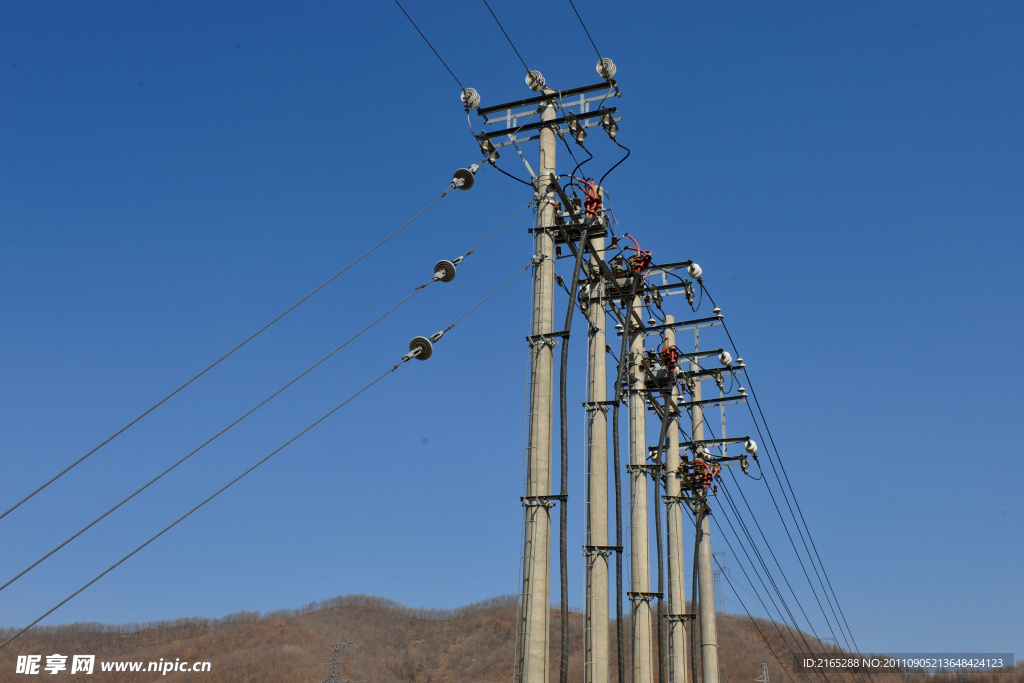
<box><xmin>1</xmin><ymin>595</ymin><xmax>1019</xmax><ymax>682</ymax></box>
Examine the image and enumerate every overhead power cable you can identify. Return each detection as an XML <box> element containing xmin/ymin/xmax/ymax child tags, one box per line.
<box><xmin>393</xmin><ymin>0</ymin><xmax>465</xmax><ymax>91</ymax></box>
<box><xmin>481</xmin><ymin>0</ymin><xmax>531</xmax><ymax>73</ymax></box>
<box><xmin>0</xmin><ymin>185</ymin><xmax>456</xmax><ymax>523</ymax></box>
<box><xmin>702</xmin><ymin>285</ymin><xmax>865</xmax><ymax>659</ymax></box>
<box><xmin>715</xmin><ymin>478</ymin><xmax>834</xmax><ymax>683</ymax></box>
<box><xmin>0</xmin><ymin>201</ymin><xmax>531</xmax><ymax>595</ymax></box>
<box><xmin>0</xmin><ymin>262</ymin><xmax>532</xmax><ymax>650</ymax></box>
<box><xmin>567</xmin><ymin>0</ymin><xmax>603</xmax><ymax>60</ymax></box>
<box><xmin>696</xmin><ymin>408</ymin><xmax>849</xmax><ymax>659</ymax></box>
<box><xmin>691</xmin><ymin>511</ymin><xmax>803</xmax><ymax>683</ymax></box>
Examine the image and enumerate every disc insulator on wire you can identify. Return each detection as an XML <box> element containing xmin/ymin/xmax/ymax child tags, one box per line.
<box><xmin>409</xmin><ymin>336</ymin><xmax>433</xmax><ymax>361</ymax></box>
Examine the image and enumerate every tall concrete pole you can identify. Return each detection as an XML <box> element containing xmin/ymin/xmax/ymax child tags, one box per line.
<box><xmin>517</xmin><ymin>92</ymin><xmax>557</xmax><ymax>683</ymax></box>
<box><xmin>689</xmin><ymin>361</ymin><xmax>720</xmax><ymax>683</ymax></box>
<box><xmin>628</xmin><ymin>295</ymin><xmax>654</xmax><ymax>683</ymax></box>
<box><xmin>584</xmin><ymin>236</ymin><xmax>609</xmax><ymax>683</ymax></box>
<box><xmin>663</xmin><ymin>316</ymin><xmax>688</xmax><ymax>683</ymax></box>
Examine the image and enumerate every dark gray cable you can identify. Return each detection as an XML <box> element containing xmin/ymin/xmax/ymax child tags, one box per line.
<box><xmin>481</xmin><ymin>0</ymin><xmax>531</xmax><ymax>73</ymax></box>
<box><xmin>0</xmin><ymin>365</ymin><xmax>396</xmax><ymax>651</ymax></box>
<box><xmin>558</xmin><ymin>226</ymin><xmax>588</xmax><ymax>683</ymax></box>
<box><xmin>694</xmin><ymin>511</ymin><xmax>802</xmax><ymax>683</ymax></box>
<box><xmin>703</xmin><ymin>285</ymin><xmax>864</xmax><ymax>659</ymax></box>
<box><xmin>567</xmin><ymin>0</ymin><xmax>603</xmax><ymax>60</ymax></box>
<box><xmin>393</xmin><ymin>0</ymin><xmax>465</xmax><ymax>91</ymax></box>
<box><xmin>610</xmin><ymin>273</ymin><xmax>641</xmax><ymax>683</ymax></box>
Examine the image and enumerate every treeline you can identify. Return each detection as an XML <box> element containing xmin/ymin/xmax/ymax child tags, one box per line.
<box><xmin>0</xmin><ymin>596</ymin><xmax>1020</xmax><ymax>682</ymax></box>
<box><xmin>0</xmin><ymin>593</ymin><xmax>520</xmax><ymax>639</ymax></box>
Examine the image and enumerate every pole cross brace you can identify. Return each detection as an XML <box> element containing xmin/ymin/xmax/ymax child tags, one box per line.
<box><xmin>521</xmin><ymin>494</ymin><xmax>566</xmax><ymax>508</ymax></box>
<box><xmin>526</xmin><ymin>330</ymin><xmax>569</xmax><ymax>347</ymax></box>
<box><xmin>583</xmin><ymin>544</ymin><xmax>623</xmax><ymax>554</ymax></box>
<box><xmin>628</xmin><ymin>591</ymin><xmax>664</xmax><ymax>604</ymax></box>
<box><xmin>583</xmin><ymin>399</ymin><xmax>618</xmax><ymax>413</ymax></box>
<box><xmin>663</xmin><ymin>495</ymin><xmax>702</xmax><ymax>506</ymax></box>
<box><xmin>626</xmin><ymin>464</ymin><xmax>664</xmax><ymax>475</ymax></box>
<box><xmin>664</xmin><ymin>613</ymin><xmax>697</xmax><ymax>623</ymax></box>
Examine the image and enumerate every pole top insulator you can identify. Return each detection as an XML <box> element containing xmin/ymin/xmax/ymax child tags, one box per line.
<box><xmin>526</xmin><ymin>70</ymin><xmax>546</xmax><ymax>92</ymax></box>
<box><xmin>461</xmin><ymin>87</ymin><xmax>481</xmax><ymax>109</ymax></box>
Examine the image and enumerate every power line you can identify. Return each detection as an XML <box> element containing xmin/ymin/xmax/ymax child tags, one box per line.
<box><xmin>715</xmin><ymin>480</ymin><xmax>834</xmax><ymax>683</ymax></box>
<box><xmin>702</xmin><ymin>285</ymin><xmax>865</xmax><ymax>659</ymax></box>
<box><xmin>697</xmin><ymin>409</ymin><xmax>850</xmax><ymax>658</ymax></box>
<box><xmin>0</xmin><ymin>185</ymin><xmax>456</xmax><ymax>524</ymax></box>
<box><xmin>567</xmin><ymin>0</ymin><xmax>603</xmax><ymax>60</ymax></box>
<box><xmin>702</xmin><ymin>517</ymin><xmax>802</xmax><ymax>683</ymax></box>
<box><xmin>0</xmin><ymin>262</ymin><xmax>532</xmax><ymax>650</ymax></box>
<box><xmin>393</xmin><ymin>0</ymin><xmax>465</xmax><ymax>91</ymax></box>
<box><xmin>481</xmin><ymin>0</ymin><xmax>531</xmax><ymax>73</ymax></box>
<box><xmin>0</xmin><ymin>202</ymin><xmax>531</xmax><ymax>595</ymax></box>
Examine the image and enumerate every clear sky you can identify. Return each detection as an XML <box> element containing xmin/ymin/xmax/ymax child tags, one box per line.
<box><xmin>2</xmin><ymin>0</ymin><xmax>1022</xmax><ymax>665</ymax></box>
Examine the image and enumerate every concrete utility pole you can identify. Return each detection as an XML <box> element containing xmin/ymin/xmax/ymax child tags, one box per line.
<box><xmin>690</xmin><ymin>361</ymin><xmax>720</xmax><ymax>683</ymax></box>
<box><xmin>663</xmin><ymin>315</ymin><xmax>689</xmax><ymax>683</ymax></box>
<box><xmin>628</xmin><ymin>295</ymin><xmax>654</xmax><ymax>683</ymax></box>
<box><xmin>518</xmin><ymin>91</ymin><xmax>558</xmax><ymax>683</ymax></box>
<box><xmin>584</xmin><ymin>235</ymin><xmax>610</xmax><ymax>683</ymax></box>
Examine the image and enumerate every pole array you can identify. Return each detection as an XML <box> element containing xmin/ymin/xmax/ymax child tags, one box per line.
<box><xmin>469</xmin><ymin>67</ymin><xmax>756</xmax><ymax>683</ymax></box>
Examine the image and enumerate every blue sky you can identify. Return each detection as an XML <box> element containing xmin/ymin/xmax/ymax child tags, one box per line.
<box><xmin>2</xmin><ymin>0</ymin><xmax>1022</xmax><ymax>665</ymax></box>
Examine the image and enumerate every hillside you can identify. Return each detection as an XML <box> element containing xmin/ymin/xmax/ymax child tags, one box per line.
<box><xmin>2</xmin><ymin>595</ymin><xmax>1019</xmax><ymax>682</ymax></box>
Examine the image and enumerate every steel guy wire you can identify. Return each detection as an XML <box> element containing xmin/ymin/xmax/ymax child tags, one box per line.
<box><xmin>702</xmin><ymin>284</ymin><xmax>863</xmax><ymax>657</ymax></box>
<box><xmin>0</xmin><ymin>202</ymin><xmax>531</xmax><ymax>594</ymax></box>
<box><xmin>0</xmin><ymin>185</ymin><xmax>455</xmax><ymax>523</ymax></box>
<box><xmin>0</xmin><ymin>261</ymin><xmax>532</xmax><ymax>650</ymax></box>
<box><xmin>0</xmin><ymin>364</ymin><xmax>397</xmax><ymax>651</ymax></box>
<box><xmin>393</xmin><ymin>0</ymin><xmax>466</xmax><ymax>91</ymax></box>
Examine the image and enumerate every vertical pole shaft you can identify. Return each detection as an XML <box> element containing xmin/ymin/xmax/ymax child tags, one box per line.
<box><xmin>664</xmin><ymin>317</ymin><xmax>688</xmax><ymax>683</ymax></box>
<box><xmin>517</xmin><ymin>93</ymin><xmax>557</xmax><ymax>683</ymax></box>
<box><xmin>585</xmin><ymin>236</ymin><xmax>609</xmax><ymax>683</ymax></box>
<box><xmin>690</xmin><ymin>362</ymin><xmax>719</xmax><ymax>683</ymax></box>
<box><xmin>629</xmin><ymin>295</ymin><xmax>654</xmax><ymax>683</ymax></box>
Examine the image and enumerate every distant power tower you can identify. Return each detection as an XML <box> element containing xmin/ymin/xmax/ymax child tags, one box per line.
<box><xmin>755</xmin><ymin>662</ymin><xmax>770</xmax><ymax>683</ymax></box>
<box><xmin>712</xmin><ymin>551</ymin><xmax>728</xmax><ymax>612</ymax></box>
<box><xmin>463</xmin><ymin>58</ymin><xmax>758</xmax><ymax>683</ymax></box>
<box><xmin>318</xmin><ymin>642</ymin><xmax>366</xmax><ymax>683</ymax></box>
